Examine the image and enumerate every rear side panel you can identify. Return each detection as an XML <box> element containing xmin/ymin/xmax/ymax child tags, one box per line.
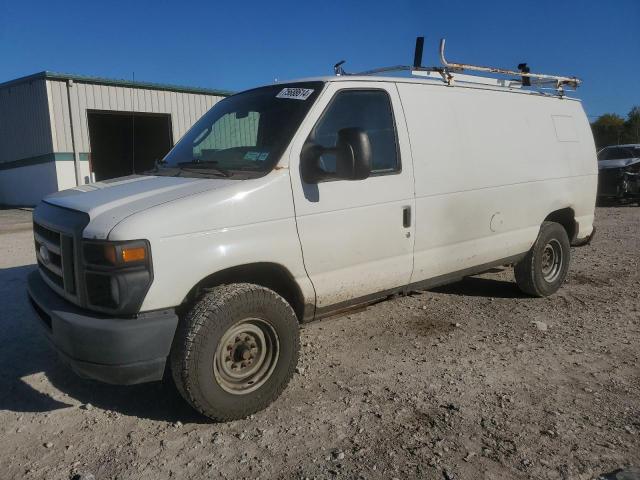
<box><xmin>397</xmin><ymin>82</ymin><xmax>597</xmax><ymax>283</ymax></box>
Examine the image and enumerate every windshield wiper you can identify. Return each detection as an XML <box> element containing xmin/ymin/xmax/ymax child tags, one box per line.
<box><xmin>177</xmin><ymin>161</ymin><xmax>231</xmax><ymax>178</ymax></box>
<box><xmin>142</xmin><ymin>159</ymin><xmax>180</xmax><ymax>176</ymax></box>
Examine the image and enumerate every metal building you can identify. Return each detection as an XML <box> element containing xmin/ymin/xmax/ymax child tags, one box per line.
<box><xmin>0</xmin><ymin>71</ymin><xmax>231</xmax><ymax>206</ymax></box>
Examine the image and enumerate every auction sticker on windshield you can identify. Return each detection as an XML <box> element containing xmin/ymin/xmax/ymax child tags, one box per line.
<box><xmin>276</xmin><ymin>88</ymin><xmax>314</xmax><ymax>100</ymax></box>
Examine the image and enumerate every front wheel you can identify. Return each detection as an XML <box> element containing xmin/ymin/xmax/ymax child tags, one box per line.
<box><xmin>514</xmin><ymin>221</ymin><xmax>571</xmax><ymax>297</ymax></box>
<box><xmin>170</xmin><ymin>283</ymin><xmax>300</xmax><ymax>421</ymax></box>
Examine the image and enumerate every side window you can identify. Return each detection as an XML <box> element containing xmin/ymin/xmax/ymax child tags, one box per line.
<box><xmin>307</xmin><ymin>90</ymin><xmax>399</xmax><ymax>174</ymax></box>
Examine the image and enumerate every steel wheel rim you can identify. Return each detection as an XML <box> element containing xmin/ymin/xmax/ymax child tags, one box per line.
<box><xmin>541</xmin><ymin>239</ymin><xmax>563</xmax><ymax>283</ymax></box>
<box><xmin>213</xmin><ymin>318</ymin><xmax>279</xmax><ymax>395</ymax></box>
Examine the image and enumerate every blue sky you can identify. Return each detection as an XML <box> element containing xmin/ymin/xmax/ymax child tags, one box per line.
<box><xmin>1</xmin><ymin>0</ymin><xmax>638</xmax><ymax>119</ymax></box>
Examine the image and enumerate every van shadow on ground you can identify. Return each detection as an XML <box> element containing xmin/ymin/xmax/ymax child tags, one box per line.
<box><xmin>430</xmin><ymin>273</ymin><xmax>526</xmax><ymax>299</ymax></box>
<box><xmin>0</xmin><ymin>264</ymin><xmax>208</xmax><ymax>424</ymax></box>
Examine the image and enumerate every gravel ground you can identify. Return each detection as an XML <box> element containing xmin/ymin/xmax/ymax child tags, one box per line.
<box><xmin>0</xmin><ymin>207</ymin><xmax>638</xmax><ymax>480</ymax></box>
<box><xmin>0</xmin><ymin>207</ymin><xmax>32</xmax><ymax>233</ymax></box>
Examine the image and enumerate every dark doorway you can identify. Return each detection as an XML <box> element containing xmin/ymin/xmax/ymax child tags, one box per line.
<box><xmin>87</xmin><ymin>111</ymin><xmax>173</xmax><ymax>181</ymax></box>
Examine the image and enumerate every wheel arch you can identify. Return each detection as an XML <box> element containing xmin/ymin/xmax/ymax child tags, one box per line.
<box><xmin>544</xmin><ymin>207</ymin><xmax>577</xmax><ymax>243</ymax></box>
<box><xmin>181</xmin><ymin>262</ymin><xmax>309</xmax><ymax>322</ymax></box>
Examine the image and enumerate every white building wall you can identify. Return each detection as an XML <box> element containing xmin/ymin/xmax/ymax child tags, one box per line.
<box><xmin>45</xmin><ymin>79</ymin><xmax>224</xmax><ymax>153</ymax></box>
<box><xmin>0</xmin><ymin>78</ymin><xmax>57</xmax><ymax>205</ymax></box>
<box><xmin>55</xmin><ymin>160</ymin><xmax>91</xmax><ymax>192</ymax></box>
<box><xmin>0</xmin><ymin>161</ymin><xmax>58</xmax><ymax>205</ymax></box>
<box><xmin>0</xmin><ymin>78</ymin><xmax>53</xmax><ymax>164</ymax></box>
<box><xmin>1</xmin><ymin>74</ymin><xmax>227</xmax><ymax>205</ymax></box>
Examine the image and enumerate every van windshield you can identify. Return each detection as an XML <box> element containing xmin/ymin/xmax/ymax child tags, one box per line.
<box><xmin>160</xmin><ymin>82</ymin><xmax>324</xmax><ymax>178</ymax></box>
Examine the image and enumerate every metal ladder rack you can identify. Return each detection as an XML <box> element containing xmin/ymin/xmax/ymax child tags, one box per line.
<box><xmin>334</xmin><ymin>37</ymin><xmax>581</xmax><ymax>95</ymax></box>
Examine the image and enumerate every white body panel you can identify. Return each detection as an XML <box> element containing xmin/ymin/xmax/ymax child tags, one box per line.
<box><xmin>109</xmin><ymin>172</ymin><xmax>314</xmax><ymax>311</ymax></box>
<box><xmin>287</xmin><ymin>81</ymin><xmax>415</xmax><ymax>308</ymax></box>
<box><xmin>46</xmin><ymin>172</ymin><xmax>315</xmax><ymax>312</ymax></box>
<box><xmin>396</xmin><ymin>82</ymin><xmax>597</xmax><ymax>283</ymax></box>
<box><xmin>41</xmin><ymin>75</ymin><xmax>597</xmax><ymax>316</ymax></box>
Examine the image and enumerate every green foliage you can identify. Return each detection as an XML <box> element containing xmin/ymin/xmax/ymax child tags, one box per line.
<box><xmin>624</xmin><ymin>106</ymin><xmax>640</xmax><ymax>144</ymax></box>
<box><xmin>591</xmin><ymin>107</ymin><xmax>640</xmax><ymax>149</ymax></box>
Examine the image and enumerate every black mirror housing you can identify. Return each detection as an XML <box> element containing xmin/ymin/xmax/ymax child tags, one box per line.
<box><xmin>335</xmin><ymin>127</ymin><xmax>372</xmax><ymax>181</ymax></box>
<box><xmin>301</xmin><ymin>128</ymin><xmax>372</xmax><ymax>183</ymax></box>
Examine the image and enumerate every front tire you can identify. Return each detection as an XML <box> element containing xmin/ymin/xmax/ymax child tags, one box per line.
<box><xmin>515</xmin><ymin>221</ymin><xmax>571</xmax><ymax>297</ymax></box>
<box><xmin>170</xmin><ymin>283</ymin><xmax>300</xmax><ymax>421</ymax></box>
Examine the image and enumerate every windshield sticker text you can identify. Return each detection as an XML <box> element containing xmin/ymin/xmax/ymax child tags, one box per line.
<box><xmin>276</xmin><ymin>88</ymin><xmax>314</xmax><ymax>101</ymax></box>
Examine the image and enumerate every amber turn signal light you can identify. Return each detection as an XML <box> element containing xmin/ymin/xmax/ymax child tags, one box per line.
<box><xmin>121</xmin><ymin>246</ymin><xmax>146</xmax><ymax>263</ymax></box>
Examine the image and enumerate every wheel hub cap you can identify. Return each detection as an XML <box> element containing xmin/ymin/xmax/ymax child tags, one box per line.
<box><xmin>540</xmin><ymin>239</ymin><xmax>563</xmax><ymax>283</ymax></box>
<box><xmin>214</xmin><ymin>319</ymin><xmax>279</xmax><ymax>395</ymax></box>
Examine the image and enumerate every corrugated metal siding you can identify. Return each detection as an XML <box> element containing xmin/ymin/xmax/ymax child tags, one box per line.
<box><xmin>46</xmin><ymin>79</ymin><xmax>224</xmax><ymax>153</ymax></box>
<box><xmin>0</xmin><ymin>79</ymin><xmax>53</xmax><ymax>163</ymax></box>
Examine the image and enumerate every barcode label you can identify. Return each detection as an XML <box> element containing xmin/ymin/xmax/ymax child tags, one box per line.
<box><xmin>276</xmin><ymin>87</ymin><xmax>314</xmax><ymax>100</ymax></box>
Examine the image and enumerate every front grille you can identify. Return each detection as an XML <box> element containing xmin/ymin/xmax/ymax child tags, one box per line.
<box><xmin>34</xmin><ymin>222</ymin><xmax>61</xmax><ymax>247</ymax></box>
<box><xmin>37</xmin><ymin>259</ymin><xmax>64</xmax><ymax>288</ymax></box>
<box><xmin>34</xmin><ymin>221</ymin><xmax>77</xmax><ymax>298</ymax></box>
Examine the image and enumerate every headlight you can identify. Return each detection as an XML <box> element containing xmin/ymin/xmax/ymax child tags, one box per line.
<box><xmin>84</xmin><ymin>241</ymin><xmax>149</xmax><ymax>266</ymax></box>
<box><xmin>82</xmin><ymin>240</ymin><xmax>153</xmax><ymax>314</ymax></box>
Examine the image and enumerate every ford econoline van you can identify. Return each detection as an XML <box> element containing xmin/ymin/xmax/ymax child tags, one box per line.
<box><xmin>27</xmin><ymin>68</ymin><xmax>597</xmax><ymax>420</ymax></box>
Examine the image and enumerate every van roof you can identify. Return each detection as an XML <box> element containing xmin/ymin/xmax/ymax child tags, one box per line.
<box><xmin>276</xmin><ymin>75</ymin><xmax>581</xmax><ymax>102</ymax></box>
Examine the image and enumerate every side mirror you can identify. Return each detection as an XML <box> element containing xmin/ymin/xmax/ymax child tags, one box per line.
<box><xmin>335</xmin><ymin>127</ymin><xmax>372</xmax><ymax>181</ymax></box>
<box><xmin>301</xmin><ymin>127</ymin><xmax>372</xmax><ymax>183</ymax></box>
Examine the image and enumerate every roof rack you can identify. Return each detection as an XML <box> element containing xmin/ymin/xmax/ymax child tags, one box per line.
<box><xmin>334</xmin><ymin>37</ymin><xmax>581</xmax><ymax>95</ymax></box>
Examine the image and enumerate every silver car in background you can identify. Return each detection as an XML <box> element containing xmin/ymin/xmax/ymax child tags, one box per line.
<box><xmin>597</xmin><ymin>144</ymin><xmax>640</xmax><ymax>204</ymax></box>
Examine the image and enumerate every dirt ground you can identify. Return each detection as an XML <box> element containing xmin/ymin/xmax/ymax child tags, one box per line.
<box><xmin>0</xmin><ymin>206</ymin><xmax>638</xmax><ymax>480</ymax></box>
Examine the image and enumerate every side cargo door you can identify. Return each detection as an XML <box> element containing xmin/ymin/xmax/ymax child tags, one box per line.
<box><xmin>289</xmin><ymin>81</ymin><xmax>415</xmax><ymax>312</ymax></box>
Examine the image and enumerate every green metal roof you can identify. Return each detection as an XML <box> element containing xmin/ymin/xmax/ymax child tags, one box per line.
<box><xmin>0</xmin><ymin>71</ymin><xmax>233</xmax><ymax>96</ymax></box>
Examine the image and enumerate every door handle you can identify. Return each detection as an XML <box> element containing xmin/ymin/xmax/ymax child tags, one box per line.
<box><xmin>402</xmin><ymin>206</ymin><xmax>411</xmax><ymax>228</ymax></box>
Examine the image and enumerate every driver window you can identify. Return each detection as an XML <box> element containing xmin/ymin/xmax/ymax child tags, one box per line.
<box><xmin>306</xmin><ymin>90</ymin><xmax>400</xmax><ymax>175</ymax></box>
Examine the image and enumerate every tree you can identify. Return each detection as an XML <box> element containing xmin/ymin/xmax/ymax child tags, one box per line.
<box><xmin>591</xmin><ymin>113</ymin><xmax>625</xmax><ymax>149</ymax></box>
<box><xmin>623</xmin><ymin>106</ymin><xmax>640</xmax><ymax>144</ymax></box>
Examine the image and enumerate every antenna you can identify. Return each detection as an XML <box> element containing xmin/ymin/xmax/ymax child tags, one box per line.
<box><xmin>334</xmin><ymin>60</ymin><xmax>346</xmax><ymax>76</ymax></box>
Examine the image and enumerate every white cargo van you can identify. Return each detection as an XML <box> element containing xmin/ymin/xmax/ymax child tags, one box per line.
<box><xmin>27</xmin><ymin>44</ymin><xmax>597</xmax><ymax>420</ymax></box>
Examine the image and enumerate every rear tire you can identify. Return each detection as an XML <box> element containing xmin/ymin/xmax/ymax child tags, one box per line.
<box><xmin>515</xmin><ymin>221</ymin><xmax>571</xmax><ymax>297</ymax></box>
<box><xmin>170</xmin><ymin>283</ymin><xmax>299</xmax><ymax>421</ymax></box>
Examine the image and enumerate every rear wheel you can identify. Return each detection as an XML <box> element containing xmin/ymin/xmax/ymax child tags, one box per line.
<box><xmin>170</xmin><ymin>283</ymin><xmax>299</xmax><ymax>421</ymax></box>
<box><xmin>515</xmin><ymin>221</ymin><xmax>571</xmax><ymax>297</ymax></box>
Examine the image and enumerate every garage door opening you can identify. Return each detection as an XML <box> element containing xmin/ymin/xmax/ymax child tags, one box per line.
<box><xmin>87</xmin><ymin>111</ymin><xmax>173</xmax><ymax>181</ymax></box>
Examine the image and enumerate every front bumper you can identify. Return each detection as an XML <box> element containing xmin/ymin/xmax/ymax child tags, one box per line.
<box><xmin>27</xmin><ymin>271</ymin><xmax>179</xmax><ymax>385</ymax></box>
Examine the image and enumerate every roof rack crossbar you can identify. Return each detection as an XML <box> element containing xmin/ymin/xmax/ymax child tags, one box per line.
<box><xmin>334</xmin><ymin>37</ymin><xmax>581</xmax><ymax>94</ymax></box>
<box><xmin>349</xmin><ymin>65</ymin><xmax>452</xmax><ymax>82</ymax></box>
<box><xmin>438</xmin><ymin>39</ymin><xmax>581</xmax><ymax>90</ymax></box>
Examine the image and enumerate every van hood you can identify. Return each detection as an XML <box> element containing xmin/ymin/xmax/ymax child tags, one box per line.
<box><xmin>44</xmin><ymin>175</ymin><xmax>240</xmax><ymax>239</ymax></box>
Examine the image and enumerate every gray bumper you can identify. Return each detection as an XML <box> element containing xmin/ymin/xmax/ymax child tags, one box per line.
<box><xmin>27</xmin><ymin>270</ymin><xmax>179</xmax><ymax>385</ymax></box>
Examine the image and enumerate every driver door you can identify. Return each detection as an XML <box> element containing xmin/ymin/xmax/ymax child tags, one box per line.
<box><xmin>289</xmin><ymin>81</ymin><xmax>415</xmax><ymax>312</ymax></box>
